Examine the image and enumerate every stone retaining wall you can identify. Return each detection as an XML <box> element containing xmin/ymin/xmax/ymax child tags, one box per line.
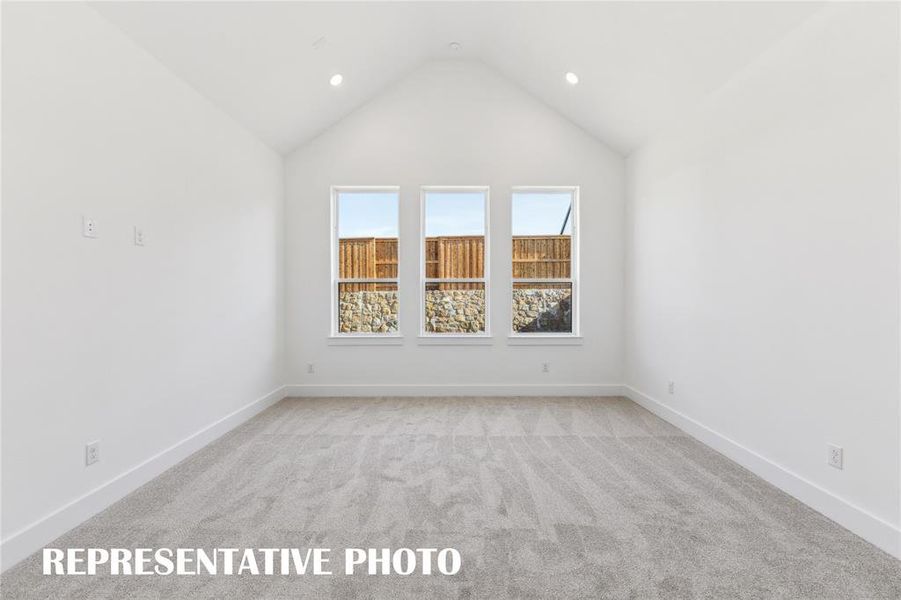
<box><xmin>425</xmin><ymin>289</ymin><xmax>485</xmax><ymax>333</ymax></box>
<box><xmin>338</xmin><ymin>291</ymin><xmax>399</xmax><ymax>333</ymax></box>
<box><xmin>512</xmin><ymin>288</ymin><xmax>572</xmax><ymax>333</ymax></box>
<box><xmin>338</xmin><ymin>288</ymin><xmax>571</xmax><ymax>333</ymax></box>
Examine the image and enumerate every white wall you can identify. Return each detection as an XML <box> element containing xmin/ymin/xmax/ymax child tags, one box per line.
<box><xmin>625</xmin><ymin>4</ymin><xmax>900</xmax><ymax>555</ymax></box>
<box><xmin>285</xmin><ymin>61</ymin><xmax>624</xmax><ymax>393</ymax></box>
<box><xmin>1</xmin><ymin>2</ymin><xmax>284</xmax><ymax>567</ymax></box>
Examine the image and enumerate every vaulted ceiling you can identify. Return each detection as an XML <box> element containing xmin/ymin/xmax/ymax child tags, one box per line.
<box><xmin>90</xmin><ymin>1</ymin><xmax>822</xmax><ymax>156</ymax></box>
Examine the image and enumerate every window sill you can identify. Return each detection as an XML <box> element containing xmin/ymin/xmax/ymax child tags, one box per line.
<box><xmin>417</xmin><ymin>335</ymin><xmax>494</xmax><ymax>346</ymax></box>
<box><xmin>507</xmin><ymin>335</ymin><xmax>583</xmax><ymax>346</ymax></box>
<box><xmin>328</xmin><ymin>335</ymin><xmax>404</xmax><ymax>346</ymax></box>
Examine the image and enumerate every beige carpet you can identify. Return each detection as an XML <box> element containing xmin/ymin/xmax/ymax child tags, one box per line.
<box><xmin>2</xmin><ymin>396</ymin><xmax>900</xmax><ymax>599</ymax></box>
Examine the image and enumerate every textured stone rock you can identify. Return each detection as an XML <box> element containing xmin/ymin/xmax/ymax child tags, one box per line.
<box><xmin>339</xmin><ymin>291</ymin><xmax>399</xmax><ymax>333</ymax></box>
<box><xmin>425</xmin><ymin>289</ymin><xmax>485</xmax><ymax>333</ymax></box>
<box><xmin>338</xmin><ymin>288</ymin><xmax>570</xmax><ymax>334</ymax></box>
<box><xmin>512</xmin><ymin>288</ymin><xmax>572</xmax><ymax>333</ymax></box>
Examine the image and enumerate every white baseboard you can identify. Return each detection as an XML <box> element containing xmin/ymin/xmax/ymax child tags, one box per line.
<box><xmin>0</xmin><ymin>385</ymin><xmax>289</xmax><ymax>573</ymax></box>
<box><xmin>623</xmin><ymin>385</ymin><xmax>901</xmax><ymax>560</ymax></box>
<box><xmin>286</xmin><ymin>383</ymin><xmax>625</xmax><ymax>397</ymax></box>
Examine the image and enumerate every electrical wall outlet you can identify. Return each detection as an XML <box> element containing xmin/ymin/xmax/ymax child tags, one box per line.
<box><xmin>134</xmin><ymin>226</ymin><xmax>145</xmax><ymax>246</ymax></box>
<box><xmin>827</xmin><ymin>444</ymin><xmax>843</xmax><ymax>470</ymax></box>
<box><xmin>667</xmin><ymin>381</ymin><xmax>675</xmax><ymax>395</ymax></box>
<box><xmin>82</xmin><ymin>216</ymin><xmax>97</xmax><ymax>238</ymax></box>
<box><xmin>85</xmin><ymin>441</ymin><xmax>100</xmax><ymax>466</ymax></box>
<box><xmin>307</xmin><ymin>362</ymin><xmax>315</xmax><ymax>374</ymax></box>
<box><xmin>542</xmin><ymin>362</ymin><xmax>550</xmax><ymax>373</ymax></box>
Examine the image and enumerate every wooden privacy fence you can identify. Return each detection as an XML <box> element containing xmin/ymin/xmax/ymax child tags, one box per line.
<box><xmin>339</xmin><ymin>235</ymin><xmax>570</xmax><ymax>290</ymax></box>
<box><xmin>338</xmin><ymin>237</ymin><xmax>398</xmax><ymax>291</ymax></box>
<box><xmin>511</xmin><ymin>236</ymin><xmax>571</xmax><ymax>279</ymax></box>
<box><xmin>425</xmin><ymin>235</ymin><xmax>484</xmax><ymax>290</ymax></box>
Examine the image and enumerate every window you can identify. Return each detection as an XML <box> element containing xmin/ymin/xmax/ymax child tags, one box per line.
<box><xmin>511</xmin><ymin>187</ymin><xmax>578</xmax><ymax>335</ymax></box>
<box><xmin>421</xmin><ymin>187</ymin><xmax>489</xmax><ymax>335</ymax></box>
<box><xmin>332</xmin><ymin>187</ymin><xmax>399</xmax><ymax>335</ymax></box>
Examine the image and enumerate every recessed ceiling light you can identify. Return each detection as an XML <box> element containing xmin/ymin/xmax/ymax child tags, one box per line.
<box><xmin>329</xmin><ymin>73</ymin><xmax>343</xmax><ymax>87</ymax></box>
<box><xmin>565</xmin><ymin>72</ymin><xmax>579</xmax><ymax>85</ymax></box>
<box><xmin>449</xmin><ymin>42</ymin><xmax>462</xmax><ymax>51</ymax></box>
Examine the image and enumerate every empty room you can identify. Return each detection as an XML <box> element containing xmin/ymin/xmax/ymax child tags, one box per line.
<box><xmin>1</xmin><ymin>1</ymin><xmax>900</xmax><ymax>598</ymax></box>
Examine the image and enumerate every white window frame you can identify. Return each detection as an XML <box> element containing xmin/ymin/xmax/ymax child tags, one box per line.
<box><xmin>508</xmin><ymin>186</ymin><xmax>581</xmax><ymax>344</ymax></box>
<box><xmin>419</xmin><ymin>186</ymin><xmax>492</xmax><ymax>344</ymax></box>
<box><xmin>330</xmin><ymin>185</ymin><xmax>403</xmax><ymax>345</ymax></box>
